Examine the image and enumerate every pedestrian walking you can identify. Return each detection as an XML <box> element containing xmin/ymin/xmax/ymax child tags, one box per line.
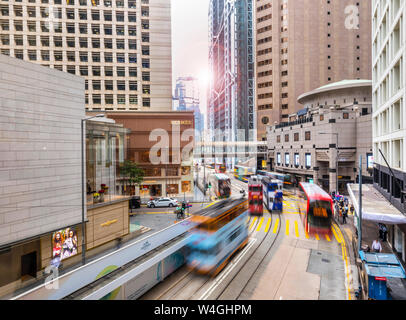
<box><xmin>342</xmin><ymin>206</ymin><xmax>348</xmax><ymax>224</ymax></box>
<box><xmin>372</xmin><ymin>239</ymin><xmax>382</xmax><ymax>253</ymax></box>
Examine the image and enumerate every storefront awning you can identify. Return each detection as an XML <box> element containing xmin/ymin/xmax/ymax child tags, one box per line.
<box><xmin>347</xmin><ymin>184</ymin><xmax>406</xmax><ymax>225</ymax></box>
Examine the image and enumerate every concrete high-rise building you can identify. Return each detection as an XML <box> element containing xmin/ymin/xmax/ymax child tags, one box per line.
<box><xmin>372</xmin><ymin>0</ymin><xmax>405</xmax><ymax>214</ymax></box>
<box><xmin>208</xmin><ymin>0</ymin><xmax>255</xmax><ymax>145</ymax></box>
<box><xmin>255</xmin><ymin>0</ymin><xmax>372</xmax><ymax>140</ymax></box>
<box><xmin>0</xmin><ymin>0</ymin><xmax>172</xmax><ymax>111</ymax></box>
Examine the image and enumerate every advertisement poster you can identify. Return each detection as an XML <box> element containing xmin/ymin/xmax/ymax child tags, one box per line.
<box><xmin>52</xmin><ymin>227</ymin><xmax>78</xmax><ymax>263</ymax></box>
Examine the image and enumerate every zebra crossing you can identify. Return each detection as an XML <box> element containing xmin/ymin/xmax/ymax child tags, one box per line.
<box><xmin>246</xmin><ymin>215</ymin><xmax>340</xmax><ymax>243</ymax></box>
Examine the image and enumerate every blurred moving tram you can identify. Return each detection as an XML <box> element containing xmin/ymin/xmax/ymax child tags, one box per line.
<box><xmin>248</xmin><ymin>176</ymin><xmax>263</xmax><ymax>216</ymax></box>
<box><xmin>297</xmin><ymin>183</ymin><xmax>333</xmax><ymax>236</ymax></box>
<box><xmin>186</xmin><ymin>199</ymin><xmax>249</xmax><ymax>276</ymax></box>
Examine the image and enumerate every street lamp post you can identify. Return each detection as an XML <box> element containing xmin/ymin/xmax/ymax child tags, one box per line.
<box><xmin>320</xmin><ymin>132</ymin><xmax>339</xmax><ymax>194</ymax></box>
<box><xmin>81</xmin><ymin>114</ymin><xmax>104</xmax><ymax>266</ymax></box>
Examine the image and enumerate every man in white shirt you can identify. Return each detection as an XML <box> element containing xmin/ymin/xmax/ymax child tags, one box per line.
<box><xmin>372</xmin><ymin>239</ymin><xmax>382</xmax><ymax>253</ymax></box>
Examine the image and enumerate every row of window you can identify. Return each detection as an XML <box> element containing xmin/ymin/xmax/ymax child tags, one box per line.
<box><xmin>0</xmin><ymin>34</ymin><xmax>148</xmax><ymax>49</ymax></box>
<box><xmin>5</xmin><ymin>49</ymin><xmax>148</xmax><ymax>63</ymax></box>
<box><xmin>0</xmin><ymin>0</ymin><xmax>146</xmax><ymax>9</ymax></box>
<box><xmin>1</xmin><ymin>7</ymin><xmax>145</xmax><ymax>21</ymax></box>
<box><xmin>276</xmin><ymin>152</ymin><xmax>312</xmax><ymax>168</ymax></box>
<box><xmin>86</xmin><ymin>94</ymin><xmax>150</xmax><ymax>106</ymax></box>
<box><xmin>0</xmin><ymin>20</ymin><xmax>146</xmax><ymax>34</ymax></box>
<box><xmin>276</xmin><ymin>131</ymin><xmax>311</xmax><ymax>143</ymax></box>
<box><xmin>84</xmin><ymin>80</ymin><xmax>151</xmax><ymax>92</ymax></box>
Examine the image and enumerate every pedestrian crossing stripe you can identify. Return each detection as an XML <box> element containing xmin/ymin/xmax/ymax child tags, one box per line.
<box><xmin>264</xmin><ymin>218</ymin><xmax>271</xmax><ymax>233</ymax></box>
<box><xmin>256</xmin><ymin>217</ymin><xmax>264</xmax><ymax>232</ymax></box>
<box><xmin>273</xmin><ymin>218</ymin><xmax>279</xmax><ymax>233</ymax></box>
<box><xmin>285</xmin><ymin>220</ymin><xmax>289</xmax><ymax>236</ymax></box>
<box><xmin>249</xmin><ymin>217</ymin><xmax>258</xmax><ymax>230</ymax></box>
<box><xmin>315</xmin><ymin>234</ymin><xmax>320</xmax><ymax>241</ymax></box>
<box><xmin>294</xmin><ymin>221</ymin><xmax>299</xmax><ymax>238</ymax></box>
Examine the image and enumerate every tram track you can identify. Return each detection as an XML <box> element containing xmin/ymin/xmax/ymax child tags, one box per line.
<box><xmin>212</xmin><ymin>209</ymin><xmax>282</xmax><ymax>300</ymax></box>
<box><xmin>143</xmin><ymin>211</ymin><xmax>260</xmax><ymax>300</ymax></box>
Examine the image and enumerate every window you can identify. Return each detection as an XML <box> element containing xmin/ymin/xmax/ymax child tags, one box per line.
<box><xmin>129</xmin><ymin>67</ymin><xmax>137</xmax><ymax>77</ymax></box>
<box><xmin>142</xmin><ymin>59</ymin><xmax>150</xmax><ymax>68</ymax></box>
<box><xmin>80</xmin><ymin>52</ymin><xmax>88</xmax><ymax>62</ymax></box>
<box><xmin>285</xmin><ymin>153</ymin><xmax>290</xmax><ymax>166</ymax></box>
<box><xmin>305</xmin><ymin>153</ymin><xmax>311</xmax><ymax>168</ymax></box>
<box><xmin>67</xmin><ymin>51</ymin><xmax>76</xmax><ymax>61</ymax></box>
<box><xmin>105</xmin><ymin>94</ymin><xmax>114</xmax><ymax>105</ymax></box>
<box><xmin>104</xmin><ymin>38</ymin><xmax>112</xmax><ymax>48</ymax></box>
<box><xmin>142</xmin><ymin>84</ymin><xmax>150</xmax><ymax>94</ymax></box>
<box><xmin>142</xmin><ymin>72</ymin><xmax>150</xmax><ymax>81</ymax></box>
<box><xmin>262</xmin><ymin>117</ymin><xmax>269</xmax><ymax>125</ymax></box>
<box><xmin>305</xmin><ymin>131</ymin><xmax>311</xmax><ymax>141</ymax></box>
<box><xmin>105</xmin><ymin>67</ymin><xmax>113</xmax><ymax>76</ymax></box>
<box><xmin>143</xmin><ymin>97</ymin><xmax>150</xmax><ymax>107</ymax></box>
<box><xmin>117</xmin><ymin>95</ymin><xmax>126</xmax><ymax>104</ymax></box>
<box><xmin>277</xmin><ymin>153</ymin><xmax>281</xmax><ymax>165</ymax></box>
<box><xmin>285</xmin><ymin>134</ymin><xmax>289</xmax><ymax>142</ymax></box>
<box><xmin>117</xmin><ymin>80</ymin><xmax>126</xmax><ymax>91</ymax></box>
<box><xmin>116</xmin><ymin>39</ymin><xmax>125</xmax><ymax>49</ymax></box>
<box><xmin>320</xmin><ymin>114</ymin><xmax>324</xmax><ymax>121</ymax></box>
<box><xmin>92</xmin><ymin>52</ymin><xmax>100</xmax><ymax>62</ymax></box>
<box><xmin>105</xmin><ymin>80</ymin><xmax>113</xmax><ymax>90</ymax></box>
<box><xmin>276</xmin><ymin>135</ymin><xmax>281</xmax><ymax>143</ymax></box>
<box><xmin>92</xmin><ymin>38</ymin><xmax>100</xmax><ymax>48</ymax></box>
<box><xmin>104</xmin><ymin>52</ymin><xmax>113</xmax><ymax>62</ymax></box>
<box><xmin>92</xmin><ymin>66</ymin><xmax>101</xmax><ymax>76</ymax></box>
<box><xmin>294</xmin><ymin>153</ymin><xmax>300</xmax><ymax>167</ymax></box>
<box><xmin>67</xmin><ymin>37</ymin><xmax>75</xmax><ymax>47</ymax></box>
<box><xmin>294</xmin><ymin>132</ymin><xmax>299</xmax><ymax>141</ymax></box>
<box><xmin>129</xmin><ymin>95</ymin><xmax>138</xmax><ymax>105</ymax></box>
<box><xmin>41</xmin><ymin>50</ymin><xmax>50</xmax><ymax>61</ymax></box>
<box><xmin>116</xmin><ymin>67</ymin><xmax>125</xmax><ymax>76</ymax></box>
<box><xmin>128</xmin><ymin>39</ymin><xmax>136</xmax><ymax>50</ymax></box>
<box><xmin>343</xmin><ymin>112</ymin><xmax>349</xmax><ymax>119</ymax></box>
<box><xmin>92</xmin><ymin>80</ymin><xmax>101</xmax><ymax>90</ymax></box>
<box><xmin>129</xmin><ymin>81</ymin><xmax>137</xmax><ymax>90</ymax></box>
<box><xmin>117</xmin><ymin>53</ymin><xmax>125</xmax><ymax>63</ymax></box>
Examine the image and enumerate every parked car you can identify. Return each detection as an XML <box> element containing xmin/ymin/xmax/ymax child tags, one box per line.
<box><xmin>147</xmin><ymin>197</ymin><xmax>178</xmax><ymax>208</ymax></box>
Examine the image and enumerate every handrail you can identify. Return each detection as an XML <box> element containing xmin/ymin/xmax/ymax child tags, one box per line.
<box><xmin>12</xmin><ymin>217</ymin><xmax>198</xmax><ymax>300</ymax></box>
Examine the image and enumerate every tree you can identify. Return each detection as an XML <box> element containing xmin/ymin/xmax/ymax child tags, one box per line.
<box><xmin>119</xmin><ymin>160</ymin><xmax>144</xmax><ymax>195</ymax></box>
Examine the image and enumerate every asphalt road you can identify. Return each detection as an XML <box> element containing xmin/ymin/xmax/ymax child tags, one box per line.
<box><xmin>140</xmin><ymin>178</ymin><xmax>351</xmax><ymax>300</ymax></box>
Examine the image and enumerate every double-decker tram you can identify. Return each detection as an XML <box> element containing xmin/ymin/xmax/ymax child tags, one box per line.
<box><xmin>257</xmin><ymin>170</ymin><xmax>294</xmax><ymax>194</ymax></box>
<box><xmin>186</xmin><ymin>199</ymin><xmax>249</xmax><ymax>276</ymax></box>
<box><xmin>297</xmin><ymin>183</ymin><xmax>333</xmax><ymax>236</ymax></box>
<box><xmin>248</xmin><ymin>176</ymin><xmax>263</xmax><ymax>215</ymax></box>
<box><xmin>261</xmin><ymin>177</ymin><xmax>283</xmax><ymax>212</ymax></box>
<box><xmin>215</xmin><ymin>163</ymin><xmax>227</xmax><ymax>174</ymax></box>
<box><xmin>209</xmin><ymin>174</ymin><xmax>231</xmax><ymax>199</ymax></box>
<box><xmin>234</xmin><ymin>165</ymin><xmax>255</xmax><ymax>183</ymax></box>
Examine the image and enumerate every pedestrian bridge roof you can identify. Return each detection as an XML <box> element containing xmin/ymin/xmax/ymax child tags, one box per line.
<box><xmin>347</xmin><ymin>184</ymin><xmax>406</xmax><ymax>225</ymax></box>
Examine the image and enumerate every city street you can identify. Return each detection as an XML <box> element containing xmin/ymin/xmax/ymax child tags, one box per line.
<box><xmin>141</xmin><ymin>178</ymin><xmax>350</xmax><ymax>300</ymax></box>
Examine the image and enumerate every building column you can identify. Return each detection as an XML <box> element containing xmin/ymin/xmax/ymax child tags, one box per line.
<box><xmin>329</xmin><ymin>147</ymin><xmax>338</xmax><ymax>194</ymax></box>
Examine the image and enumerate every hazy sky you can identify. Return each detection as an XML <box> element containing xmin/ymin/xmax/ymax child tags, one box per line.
<box><xmin>171</xmin><ymin>0</ymin><xmax>210</xmax><ymax>114</ymax></box>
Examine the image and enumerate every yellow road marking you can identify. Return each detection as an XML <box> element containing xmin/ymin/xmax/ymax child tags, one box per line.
<box><xmin>331</xmin><ymin>225</ymin><xmax>341</xmax><ymax>243</ymax></box>
<box><xmin>332</xmin><ymin>223</ymin><xmax>352</xmax><ymax>300</ymax></box>
<box><xmin>305</xmin><ymin>231</ymin><xmax>310</xmax><ymax>239</ymax></box>
<box><xmin>325</xmin><ymin>234</ymin><xmax>331</xmax><ymax>242</ymax></box>
<box><xmin>315</xmin><ymin>234</ymin><xmax>320</xmax><ymax>241</ymax></box>
<box><xmin>285</xmin><ymin>220</ymin><xmax>290</xmax><ymax>236</ymax></box>
<box><xmin>256</xmin><ymin>217</ymin><xmax>264</xmax><ymax>232</ymax></box>
<box><xmin>250</xmin><ymin>217</ymin><xmax>258</xmax><ymax>230</ymax></box>
<box><xmin>294</xmin><ymin>221</ymin><xmax>299</xmax><ymax>238</ymax></box>
<box><xmin>264</xmin><ymin>218</ymin><xmax>271</xmax><ymax>233</ymax></box>
<box><xmin>273</xmin><ymin>218</ymin><xmax>279</xmax><ymax>233</ymax></box>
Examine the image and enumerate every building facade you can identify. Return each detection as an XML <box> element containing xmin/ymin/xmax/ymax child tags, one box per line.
<box><xmin>208</xmin><ymin>0</ymin><xmax>255</xmax><ymax>167</ymax></box>
<box><xmin>255</xmin><ymin>0</ymin><xmax>372</xmax><ymax>140</ymax></box>
<box><xmin>97</xmin><ymin>111</ymin><xmax>195</xmax><ymax>201</ymax></box>
<box><xmin>267</xmin><ymin>80</ymin><xmax>373</xmax><ymax>194</ymax></box>
<box><xmin>372</xmin><ymin>0</ymin><xmax>406</xmax><ymax>262</ymax></box>
<box><xmin>0</xmin><ymin>0</ymin><xmax>172</xmax><ymax>111</ymax></box>
<box><xmin>0</xmin><ymin>55</ymin><xmax>85</xmax><ymax>295</ymax></box>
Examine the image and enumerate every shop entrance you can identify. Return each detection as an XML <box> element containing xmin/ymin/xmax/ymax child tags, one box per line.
<box><xmin>21</xmin><ymin>251</ymin><xmax>37</xmax><ymax>281</ymax></box>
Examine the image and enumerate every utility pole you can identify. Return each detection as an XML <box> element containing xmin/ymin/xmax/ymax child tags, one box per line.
<box><xmin>358</xmin><ymin>155</ymin><xmax>363</xmax><ymax>252</ymax></box>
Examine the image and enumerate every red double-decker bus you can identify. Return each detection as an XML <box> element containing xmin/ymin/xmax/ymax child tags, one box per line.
<box><xmin>248</xmin><ymin>176</ymin><xmax>263</xmax><ymax>216</ymax></box>
<box><xmin>297</xmin><ymin>183</ymin><xmax>333</xmax><ymax>236</ymax></box>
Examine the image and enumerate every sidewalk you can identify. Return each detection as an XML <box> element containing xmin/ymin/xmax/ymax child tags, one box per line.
<box><xmin>335</xmin><ymin>201</ymin><xmax>406</xmax><ymax>300</ymax></box>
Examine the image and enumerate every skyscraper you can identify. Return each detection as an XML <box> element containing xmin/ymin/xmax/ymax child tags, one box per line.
<box><xmin>0</xmin><ymin>0</ymin><xmax>172</xmax><ymax>111</ymax></box>
<box><xmin>173</xmin><ymin>76</ymin><xmax>204</xmax><ymax>134</ymax></box>
<box><xmin>208</xmin><ymin>0</ymin><xmax>255</xmax><ymax>157</ymax></box>
<box><xmin>255</xmin><ymin>0</ymin><xmax>372</xmax><ymax>140</ymax></box>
